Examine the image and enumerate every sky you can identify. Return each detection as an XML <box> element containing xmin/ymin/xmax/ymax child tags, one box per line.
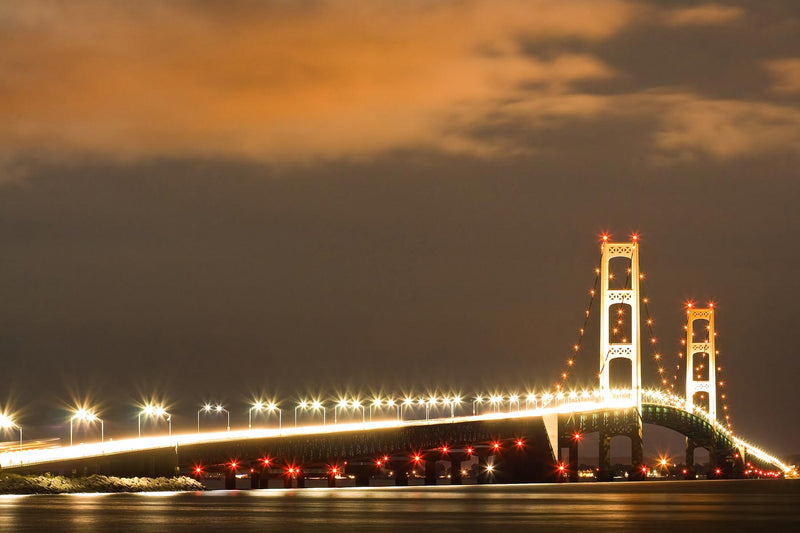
<box><xmin>1</xmin><ymin>1</ymin><xmax>799</xmax><ymax>457</ymax></box>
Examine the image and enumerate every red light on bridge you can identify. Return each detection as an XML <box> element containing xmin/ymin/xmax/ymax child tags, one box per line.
<box><xmin>383</xmin><ymin>455</ymin><xmax>389</xmax><ymax>462</ymax></box>
<box><xmin>376</xmin><ymin>460</ymin><xmax>383</xmax><ymax>467</ymax></box>
<box><xmin>194</xmin><ymin>466</ymin><xmax>203</xmax><ymax>475</ymax></box>
<box><xmin>715</xmin><ymin>468</ymin><xmax>721</xmax><ymax>475</ymax></box>
<box><xmin>413</xmin><ymin>455</ymin><xmax>422</xmax><ymax>463</ymax></box>
<box><xmin>466</xmin><ymin>447</ymin><xmax>474</xmax><ymax>455</ymax></box>
<box><xmin>572</xmin><ymin>432</ymin><xmax>583</xmax><ymax>441</ymax></box>
<box><xmin>262</xmin><ymin>457</ymin><xmax>271</xmax><ymax>466</ymax></box>
<box><xmin>515</xmin><ymin>439</ymin><xmax>524</xmax><ymax>448</ymax></box>
<box><xmin>491</xmin><ymin>442</ymin><xmax>501</xmax><ymax>451</ymax></box>
<box><xmin>441</xmin><ymin>446</ymin><xmax>449</xmax><ymax>454</ymax></box>
<box><xmin>230</xmin><ymin>462</ymin><xmax>238</xmax><ymax>469</ymax></box>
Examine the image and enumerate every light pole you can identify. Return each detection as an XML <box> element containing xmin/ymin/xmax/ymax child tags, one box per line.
<box><xmin>139</xmin><ymin>404</ymin><xmax>171</xmax><ymax>438</ymax></box>
<box><xmin>295</xmin><ymin>400</ymin><xmax>308</xmax><ymax>427</ymax></box>
<box><xmin>425</xmin><ymin>396</ymin><xmax>436</xmax><ymax>421</ymax></box>
<box><xmin>386</xmin><ymin>399</ymin><xmax>400</xmax><ymax>420</ymax></box>
<box><xmin>352</xmin><ymin>399</ymin><xmax>365</xmax><ymax>424</ymax></box>
<box><xmin>509</xmin><ymin>394</ymin><xmax>520</xmax><ymax>412</ymax></box>
<box><xmin>69</xmin><ymin>408</ymin><xmax>103</xmax><ymax>446</ymax></box>
<box><xmin>334</xmin><ymin>398</ymin><xmax>348</xmax><ymax>424</ymax></box>
<box><xmin>198</xmin><ymin>404</ymin><xmax>212</xmax><ymax>433</ymax></box>
<box><xmin>249</xmin><ymin>401</ymin><xmax>264</xmax><ymax>430</ymax></box>
<box><xmin>0</xmin><ymin>413</ymin><xmax>22</xmax><ymax>449</ymax></box>
<box><xmin>215</xmin><ymin>404</ymin><xmax>230</xmax><ymax>432</ymax></box>
<box><xmin>525</xmin><ymin>393</ymin><xmax>537</xmax><ymax>410</ymax></box>
<box><xmin>311</xmin><ymin>400</ymin><xmax>326</xmax><ymax>425</ymax></box>
<box><xmin>369</xmin><ymin>398</ymin><xmax>382</xmax><ymax>422</ymax></box>
<box><xmin>401</xmin><ymin>398</ymin><xmax>414</xmax><ymax>420</ymax></box>
<box><xmin>266</xmin><ymin>402</ymin><xmax>282</xmax><ymax>430</ymax></box>
<box><xmin>443</xmin><ymin>397</ymin><xmax>460</xmax><ymax>418</ymax></box>
<box><xmin>473</xmin><ymin>396</ymin><xmax>484</xmax><ymax>416</ymax></box>
<box><xmin>489</xmin><ymin>395</ymin><xmax>502</xmax><ymax>413</ymax></box>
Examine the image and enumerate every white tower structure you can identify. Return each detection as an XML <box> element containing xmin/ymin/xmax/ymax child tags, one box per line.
<box><xmin>684</xmin><ymin>306</ymin><xmax>717</xmax><ymax>420</ymax></box>
<box><xmin>598</xmin><ymin>239</ymin><xmax>642</xmax><ymax>412</ymax></box>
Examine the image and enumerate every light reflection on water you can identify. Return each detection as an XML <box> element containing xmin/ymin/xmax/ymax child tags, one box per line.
<box><xmin>1</xmin><ymin>480</ymin><xmax>798</xmax><ymax>532</ymax></box>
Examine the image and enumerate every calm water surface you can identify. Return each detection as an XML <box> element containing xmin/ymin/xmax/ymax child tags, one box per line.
<box><xmin>2</xmin><ymin>479</ymin><xmax>798</xmax><ymax>532</ymax></box>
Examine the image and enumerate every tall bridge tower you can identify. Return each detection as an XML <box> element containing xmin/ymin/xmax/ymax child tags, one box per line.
<box><xmin>598</xmin><ymin>239</ymin><xmax>642</xmax><ymax>410</ymax></box>
<box><xmin>596</xmin><ymin>238</ymin><xmax>644</xmax><ymax>480</ymax></box>
<box><xmin>684</xmin><ymin>306</ymin><xmax>717</xmax><ymax>420</ymax></box>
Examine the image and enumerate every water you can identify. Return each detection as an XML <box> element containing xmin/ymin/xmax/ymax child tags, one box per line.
<box><xmin>2</xmin><ymin>480</ymin><xmax>798</xmax><ymax>532</ymax></box>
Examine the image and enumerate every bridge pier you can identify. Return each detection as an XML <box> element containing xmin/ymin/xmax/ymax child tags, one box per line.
<box><xmin>250</xmin><ymin>470</ymin><xmax>259</xmax><ymax>489</ymax></box>
<box><xmin>424</xmin><ymin>459</ymin><xmax>437</xmax><ymax>485</ymax></box>
<box><xmin>224</xmin><ymin>469</ymin><xmax>236</xmax><ymax>490</ymax></box>
<box><xmin>346</xmin><ymin>462</ymin><xmax>374</xmax><ymax>487</ymax></box>
<box><xmin>598</xmin><ymin>432</ymin><xmax>613</xmax><ymax>482</ymax></box>
<box><xmin>392</xmin><ymin>461</ymin><xmax>409</xmax><ymax>486</ymax></box>
<box><xmin>450</xmin><ymin>458</ymin><xmax>462</xmax><ymax>485</ymax></box>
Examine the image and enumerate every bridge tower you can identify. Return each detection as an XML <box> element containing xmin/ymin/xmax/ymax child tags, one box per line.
<box><xmin>684</xmin><ymin>306</ymin><xmax>717</xmax><ymax>419</ymax></box>
<box><xmin>684</xmin><ymin>305</ymin><xmax>720</xmax><ymax>476</ymax></box>
<box><xmin>598</xmin><ymin>239</ymin><xmax>642</xmax><ymax>410</ymax></box>
<box><xmin>597</xmin><ymin>238</ymin><xmax>644</xmax><ymax>480</ymax></box>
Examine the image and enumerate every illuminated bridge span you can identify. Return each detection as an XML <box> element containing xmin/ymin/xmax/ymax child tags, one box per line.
<box><xmin>0</xmin><ymin>238</ymin><xmax>792</xmax><ymax>486</ymax></box>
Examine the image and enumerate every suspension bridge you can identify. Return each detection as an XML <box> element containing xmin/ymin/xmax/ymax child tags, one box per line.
<box><xmin>0</xmin><ymin>237</ymin><xmax>792</xmax><ymax>487</ymax></box>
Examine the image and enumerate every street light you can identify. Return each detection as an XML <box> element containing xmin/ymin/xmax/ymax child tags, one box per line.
<box><xmin>489</xmin><ymin>395</ymin><xmax>502</xmax><ymax>413</ymax></box>
<box><xmin>334</xmin><ymin>398</ymin><xmax>348</xmax><ymax>424</ymax></box>
<box><xmin>198</xmin><ymin>404</ymin><xmax>212</xmax><ymax>433</ymax></box>
<box><xmin>369</xmin><ymin>398</ymin><xmax>382</xmax><ymax>422</ymax></box>
<box><xmin>443</xmin><ymin>396</ymin><xmax>460</xmax><ymax>418</ymax></box>
<box><xmin>311</xmin><ymin>400</ymin><xmax>326</xmax><ymax>426</ymax></box>
<box><xmin>473</xmin><ymin>396</ymin><xmax>484</xmax><ymax>416</ymax></box>
<box><xmin>0</xmin><ymin>413</ymin><xmax>22</xmax><ymax>449</ymax></box>
<box><xmin>266</xmin><ymin>402</ymin><xmax>282</xmax><ymax>430</ymax></box>
<box><xmin>139</xmin><ymin>404</ymin><xmax>171</xmax><ymax>438</ymax></box>
<box><xmin>425</xmin><ymin>396</ymin><xmax>436</xmax><ymax>421</ymax></box>
<box><xmin>386</xmin><ymin>398</ymin><xmax>400</xmax><ymax>420</ymax></box>
<box><xmin>401</xmin><ymin>397</ymin><xmax>414</xmax><ymax>420</ymax></box>
<box><xmin>295</xmin><ymin>400</ymin><xmax>308</xmax><ymax>427</ymax></box>
<box><xmin>215</xmin><ymin>404</ymin><xmax>230</xmax><ymax>432</ymax></box>
<box><xmin>70</xmin><ymin>408</ymin><xmax>103</xmax><ymax>446</ymax></box>
<box><xmin>509</xmin><ymin>394</ymin><xmax>520</xmax><ymax>412</ymax></box>
<box><xmin>352</xmin><ymin>399</ymin><xmax>365</xmax><ymax>424</ymax></box>
<box><xmin>249</xmin><ymin>401</ymin><xmax>264</xmax><ymax>430</ymax></box>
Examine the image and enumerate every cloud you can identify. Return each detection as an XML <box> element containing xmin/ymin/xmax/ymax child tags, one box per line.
<box><xmin>653</xmin><ymin>96</ymin><xmax>800</xmax><ymax>160</ymax></box>
<box><xmin>0</xmin><ymin>0</ymin><xmax>631</xmax><ymax>180</ymax></box>
<box><xmin>764</xmin><ymin>58</ymin><xmax>800</xmax><ymax>94</ymax></box>
<box><xmin>661</xmin><ymin>4</ymin><xmax>745</xmax><ymax>27</ymax></box>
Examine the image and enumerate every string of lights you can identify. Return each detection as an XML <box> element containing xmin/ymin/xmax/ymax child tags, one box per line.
<box><xmin>553</xmin><ymin>253</ymin><xmax>602</xmax><ymax>391</ymax></box>
<box><xmin>639</xmin><ymin>268</ymin><xmax>669</xmax><ymax>391</ymax></box>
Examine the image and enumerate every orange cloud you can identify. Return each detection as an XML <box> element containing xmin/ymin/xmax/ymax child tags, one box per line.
<box><xmin>0</xmin><ymin>0</ymin><xmax>631</xmax><ymax>179</ymax></box>
<box><xmin>653</xmin><ymin>96</ymin><xmax>800</xmax><ymax>160</ymax></box>
<box><xmin>764</xmin><ymin>58</ymin><xmax>800</xmax><ymax>94</ymax></box>
<box><xmin>661</xmin><ymin>4</ymin><xmax>745</xmax><ymax>26</ymax></box>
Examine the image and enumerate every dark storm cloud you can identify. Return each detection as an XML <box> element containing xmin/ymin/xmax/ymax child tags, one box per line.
<box><xmin>1</xmin><ymin>1</ymin><xmax>799</xmax><ymax>457</ymax></box>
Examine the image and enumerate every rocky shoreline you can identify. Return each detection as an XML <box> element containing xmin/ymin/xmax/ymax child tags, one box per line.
<box><xmin>0</xmin><ymin>473</ymin><xmax>204</xmax><ymax>494</ymax></box>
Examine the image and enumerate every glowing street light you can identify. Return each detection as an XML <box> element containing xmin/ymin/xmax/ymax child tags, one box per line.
<box><xmin>386</xmin><ymin>398</ymin><xmax>400</xmax><ymax>420</ymax></box>
<box><xmin>249</xmin><ymin>401</ymin><xmax>264</xmax><ymax>430</ymax></box>
<box><xmin>139</xmin><ymin>403</ymin><xmax>171</xmax><ymax>438</ymax></box>
<box><xmin>295</xmin><ymin>400</ymin><xmax>326</xmax><ymax>427</ymax></box>
<box><xmin>369</xmin><ymin>398</ymin><xmax>382</xmax><ymax>422</ymax></box>
<box><xmin>70</xmin><ymin>408</ymin><xmax>103</xmax><ymax>446</ymax></box>
<box><xmin>266</xmin><ymin>402</ymin><xmax>282</xmax><ymax>430</ymax></box>
<box><xmin>401</xmin><ymin>397</ymin><xmax>414</xmax><ymax>420</ymax></box>
<box><xmin>215</xmin><ymin>404</ymin><xmax>230</xmax><ymax>432</ymax></box>
<box><xmin>425</xmin><ymin>396</ymin><xmax>436</xmax><ymax>421</ymax></box>
<box><xmin>509</xmin><ymin>394</ymin><xmax>520</xmax><ymax>412</ymax></box>
<box><xmin>0</xmin><ymin>413</ymin><xmax>22</xmax><ymax>449</ymax></box>
<box><xmin>489</xmin><ymin>395</ymin><xmax>502</xmax><ymax>413</ymax></box>
<box><xmin>334</xmin><ymin>398</ymin><xmax>348</xmax><ymax>424</ymax></box>
<box><xmin>473</xmin><ymin>396</ymin><xmax>484</xmax><ymax>416</ymax></box>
